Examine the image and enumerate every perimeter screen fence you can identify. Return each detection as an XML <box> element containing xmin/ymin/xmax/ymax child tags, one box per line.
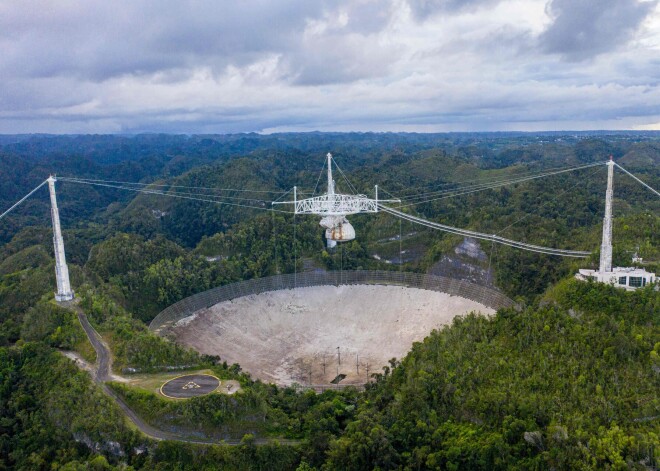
<box><xmin>150</xmin><ymin>270</ymin><xmax>517</xmax><ymax>336</ymax></box>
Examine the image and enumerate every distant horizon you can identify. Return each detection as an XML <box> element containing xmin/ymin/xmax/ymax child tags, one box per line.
<box><xmin>2</xmin><ymin>129</ymin><xmax>660</xmax><ymax>137</ymax></box>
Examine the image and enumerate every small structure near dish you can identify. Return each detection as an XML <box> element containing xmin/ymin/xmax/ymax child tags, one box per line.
<box><xmin>160</xmin><ymin>374</ymin><xmax>220</xmax><ymax>399</ymax></box>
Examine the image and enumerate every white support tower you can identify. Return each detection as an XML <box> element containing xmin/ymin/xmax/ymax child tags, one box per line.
<box><xmin>577</xmin><ymin>157</ymin><xmax>656</xmax><ymax>290</ymax></box>
<box><xmin>599</xmin><ymin>157</ymin><xmax>614</xmax><ymax>273</ymax></box>
<box><xmin>47</xmin><ymin>176</ymin><xmax>74</xmax><ymax>302</ymax></box>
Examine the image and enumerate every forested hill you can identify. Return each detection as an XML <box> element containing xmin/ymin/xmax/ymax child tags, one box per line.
<box><xmin>0</xmin><ymin>132</ymin><xmax>658</xmax><ymax>330</ymax></box>
<box><xmin>325</xmin><ymin>279</ymin><xmax>660</xmax><ymax>470</ymax></box>
<box><xmin>2</xmin><ymin>132</ymin><xmax>658</xmax><ymax>241</ymax></box>
<box><xmin>0</xmin><ymin>274</ymin><xmax>657</xmax><ymax>469</ymax></box>
<box><xmin>0</xmin><ymin>132</ymin><xmax>658</xmax><ymax>470</ymax></box>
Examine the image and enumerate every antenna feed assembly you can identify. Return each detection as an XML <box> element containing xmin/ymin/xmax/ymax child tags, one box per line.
<box><xmin>272</xmin><ymin>153</ymin><xmax>396</xmax><ymax>248</ymax></box>
<box><xmin>320</xmin><ymin>215</ymin><xmax>356</xmax><ymax>246</ymax></box>
<box><xmin>320</xmin><ymin>153</ymin><xmax>355</xmax><ymax>247</ymax></box>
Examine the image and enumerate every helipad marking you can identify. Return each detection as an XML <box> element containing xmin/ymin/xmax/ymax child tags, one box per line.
<box><xmin>160</xmin><ymin>374</ymin><xmax>220</xmax><ymax>399</ymax></box>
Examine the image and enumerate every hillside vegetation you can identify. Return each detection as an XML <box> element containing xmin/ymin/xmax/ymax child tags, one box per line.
<box><xmin>1</xmin><ymin>277</ymin><xmax>657</xmax><ymax>470</ymax></box>
<box><xmin>325</xmin><ymin>280</ymin><xmax>659</xmax><ymax>470</ymax></box>
<box><xmin>0</xmin><ymin>132</ymin><xmax>658</xmax><ymax>470</ymax></box>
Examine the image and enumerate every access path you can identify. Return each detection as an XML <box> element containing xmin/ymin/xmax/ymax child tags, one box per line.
<box><xmin>67</xmin><ymin>302</ymin><xmax>297</xmax><ymax>446</ymax></box>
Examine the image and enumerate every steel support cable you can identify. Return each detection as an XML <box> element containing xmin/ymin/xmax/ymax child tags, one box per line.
<box><xmin>397</xmin><ymin>161</ymin><xmax>607</xmax><ymax>198</ymax></box>
<box><xmin>398</xmin><ymin>177</ymin><xmax>538</xmax><ymax>203</ymax></box>
<box><xmin>398</xmin><ymin>162</ymin><xmax>605</xmax><ymax>201</ymax></box>
<box><xmin>378</xmin><ymin>204</ymin><xmax>591</xmax><ymax>257</ymax></box>
<box><xmin>493</xmin><ymin>165</ymin><xmax>606</xmax><ymax>238</ymax></box>
<box><xmin>614</xmin><ymin>163</ymin><xmax>660</xmax><ymax>198</ymax></box>
<box><xmin>312</xmin><ymin>158</ymin><xmax>327</xmax><ymax>195</ymax></box>
<box><xmin>272</xmin><ymin>187</ymin><xmax>293</xmax><ymax>203</ymax></box>
<box><xmin>397</xmin><ymin>161</ymin><xmax>605</xmax><ymax>203</ymax></box>
<box><xmin>395</xmin><ymin>162</ymin><xmax>605</xmax><ymax>208</ymax></box>
<box><xmin>379</xmin><ymin>186</ymin><xmax>400</xmax><ymax>200</ymax></box>
<box><xmin>59</xmin><ymin>176</ymin><xmax>286</xmax><ymax>194</ymax></box>
<box><xmin>61</xmin><ymin>178</ymin><xmax>293</xmax><ymax>213</ymax></box>
<box><xmin>333</xmin><ymin>159</ymin><xmax>360</xmax><ymax>194</ymax></box>
<box><xmin>398</xmin><ymin>173</ymin><xmax>550</xmax><ymax>202</ymax></box>
<box><xmin>0</xmin><ymin>179</ymin><xmax>48</xmax><ymax>221</ymax></box>
<box><xmin>59</xmin><ymin>177</ymin><xmax>275</xmax><ymax>204</ymax></box>
<box><xmin>64</xmin><ymin>175</ymin><xmax>318</xmax><ymax>195</ymax></box>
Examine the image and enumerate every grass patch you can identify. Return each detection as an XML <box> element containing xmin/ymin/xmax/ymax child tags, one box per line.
<box><xmin>73</xmin><ymin>331</ymin><xmax>97</xmax><ymax>364</ymax></box>
<box><xmin>123</xmin><ymin>369</ymin><xmax>242</xmax><ymax>398</ymax></box>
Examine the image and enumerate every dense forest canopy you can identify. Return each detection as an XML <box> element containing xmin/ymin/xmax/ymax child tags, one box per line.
<box><xmin>0</xmin><ymin>132</ymin><xmax>658</xmax><ymax>470</ymax></box>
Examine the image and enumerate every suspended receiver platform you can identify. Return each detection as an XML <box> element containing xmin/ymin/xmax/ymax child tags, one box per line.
<box><xmin>273</xmin><ymin>153</ymin><xmax>398</xmax><ymax>247</ymax></box>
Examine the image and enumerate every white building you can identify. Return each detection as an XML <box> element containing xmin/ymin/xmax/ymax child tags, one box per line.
<box><xmin>576</xmin><ymin>158</ymin><xmax>657</xmax><ymax>290</ymax></box>
<box><xmin>577</xmin><ymin>266</ymin><xmax>655</xmax><ymax>290</ymax></box>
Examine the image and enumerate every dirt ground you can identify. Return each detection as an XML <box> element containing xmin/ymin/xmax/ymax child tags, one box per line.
<box><xmin>171</xmin><ymin>285</ymin><xmax>493</xmax><ymax>386</ymax></box>
<box><xmin>60</xmin><ymin>352</ymin><xmax>242</xmax><ymax>397</ymax></box>
<box><xmin>60</xmin><ymin>350</ymin><xmax>129</xmax><ymax>383</ymax></box>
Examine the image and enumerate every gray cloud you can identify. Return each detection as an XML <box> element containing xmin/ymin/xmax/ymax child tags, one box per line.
<box><xmin>0</xmin><ymin>1</ymin><xmax>398</xmax><ymax>87</ymax></box>
<box><xmin>539</xmin><ymin>0</ymin><xmax>656</xmax><ymax>61</ymax></box>
<box><xmin>287</xmin><ymin>44</ymin><xmax>395</xmax><ymax>86</ymax></box>
<box><xmin>406</xmin><ymin>0</ymin><xmax>502</xmax><ymax>19</ymax></box>
<box><xmin>0</xmin><ymin>1</ymin><xmax>324</xmax><ymax>80</ymax></box>
<box><xmin>1</xmin><ymin>0</ymin><xmax>660</xmax><ymax>133</ymax></box>
<box><xmin>281</xmin><ymin>1</ymin><xmax>399</xmax><ymax>85</ymax></box>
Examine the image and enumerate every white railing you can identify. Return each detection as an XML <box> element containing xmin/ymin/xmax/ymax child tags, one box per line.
<box><xmin>149</xmin><ymin>270</ymin><xmax>517</xmax><ymax>336</ymax></box>
<box><xmin>295</xmin><ymin>193</ymin><xmax>378</xmax><ymax>216</ymax></box>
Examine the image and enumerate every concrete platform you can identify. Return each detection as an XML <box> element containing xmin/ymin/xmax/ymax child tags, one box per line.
<box><xmin>160</xmin><ymin>374</ymin><xmax>220</xmax><ymax>399</ymax></box>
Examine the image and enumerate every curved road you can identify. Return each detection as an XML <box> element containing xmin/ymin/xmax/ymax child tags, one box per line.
<box><xmin>71</xmin><ymin>305</ymin><xmax>297</xmax><ymax>446</ymax></box>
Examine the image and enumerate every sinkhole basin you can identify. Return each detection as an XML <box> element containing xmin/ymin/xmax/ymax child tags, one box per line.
<box><xmin>152</xmin><ymin>272</ymin><xmax>514</xmax><ymax>387</ymax></box>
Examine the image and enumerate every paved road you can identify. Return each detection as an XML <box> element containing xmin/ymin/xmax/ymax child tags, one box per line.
<box><xmin>75</xmin><ymin>310</ymin><xmax>111</xmax><ymax>381</ymax></box>
<box><xmin>67</xmin><ymin>303</ymin><xmax>297</xmax><ymax>446</ymax></box>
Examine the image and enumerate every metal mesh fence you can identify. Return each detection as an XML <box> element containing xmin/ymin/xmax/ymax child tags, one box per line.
<box><xmin>149</xmin><ymin>271</ymin><xmax>516</xmax><ymax>335</ymax></box>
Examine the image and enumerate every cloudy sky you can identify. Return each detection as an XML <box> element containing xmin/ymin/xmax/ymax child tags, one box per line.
<box><xmin>1</xmin><ymin>0</ymin><xmax>660</xmax><ymax>133</ymax></box>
